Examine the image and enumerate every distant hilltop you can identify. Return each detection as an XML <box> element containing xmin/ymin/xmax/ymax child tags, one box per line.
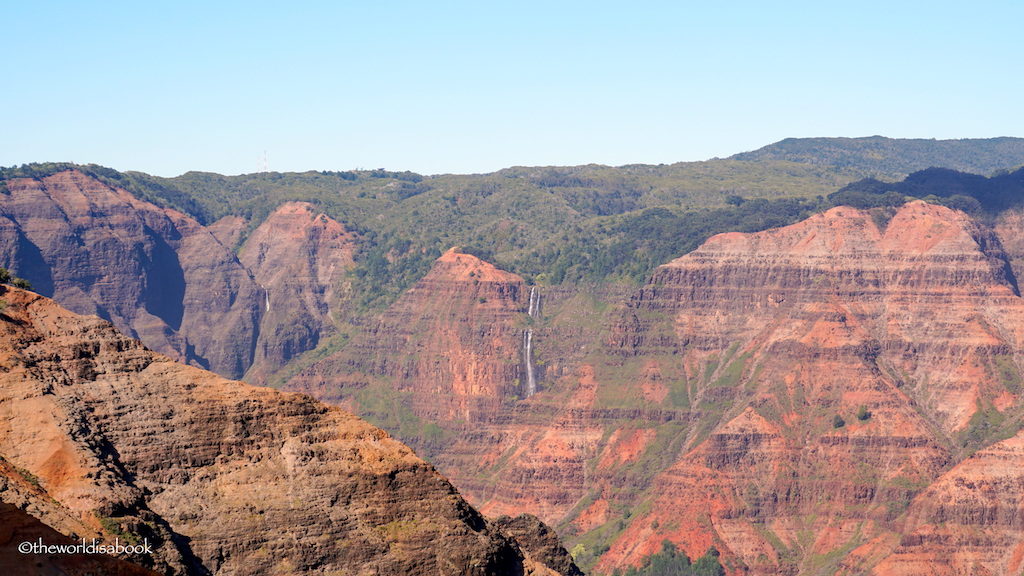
<box><xmin>731</xmin><ymin>136</ymin><xmax>1024</xmax><ymax>177</ymax></box>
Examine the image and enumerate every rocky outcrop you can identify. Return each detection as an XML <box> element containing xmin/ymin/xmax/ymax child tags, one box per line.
<box><xmin>494</xmin><ymin>515</ymin><xmax>584</xmax><ymax>576</ymax></box>
<box><xmin>586</xmin><ymin>202</ymin><xmax>1024</xmax><ymax>574</ymax></box>
<box><xmin>0</xmin><ymin>170</ymin><xmax>262</xmax><ymax>378</ymax></box>
<box><xmin>0</xmin><ymin>286</ymin><xmax>573</xmax><ymax>575</ymax></box>
<box><xmin>290</xmin><ymin>248</ymin><xmax>529</xmax><ymax>424</ymax></box>
<box><xmin>862</xmin><ymin>431</ymin><xmax>1024</xmax><ymax>575</ymax></box>
<box><xmin>238</xmin><ymin>202</ymin><xmax>357</xmax><ymax>384</ymax></box>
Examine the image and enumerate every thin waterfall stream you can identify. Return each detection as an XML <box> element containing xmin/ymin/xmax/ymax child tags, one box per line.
<box><xmin>522</xmin><ymin>286</ymin><xmax>541</xmax><ymax>397</ymax></box>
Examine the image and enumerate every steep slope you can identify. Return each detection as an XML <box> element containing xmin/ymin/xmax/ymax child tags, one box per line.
<box><xmin>861</xmin><ymin>431</ymin><xmax>1024</xmax><ymax>575</ymax></box>
<box><xmin>288</xmin><ymin>202</ymin><xmax>1024</xmax><ymax>575</ymax></box>
<box><xmin>290</xmin><ymin>248</ymin><xmax>529</xmax><ymax>428</ymax></box>
<box><xmin>284</xmin><ymin>252</ymin><xmax>626</xmax><ymax>527</ymax></box>
<box><xmin>0</xmin><ymin>286</ymin><xmax>573</xmax><ymax>576</ymax></box>
<box><xmin>584</xmin><ymin>202</ymin><xmax>1024</xmax><ymax>574</ymax></box>
<box><xmin>0</xmin><ymin>170</ymin><xmax>262</xmax><ymax>378</ymax></box>
<box><xmin>238</xmin><ymin>202</ymin><xmax>358</xmax><ymax>384</ymax></box>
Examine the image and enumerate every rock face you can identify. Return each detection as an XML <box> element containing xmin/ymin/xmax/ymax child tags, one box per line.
<box><xmin>0</xmin><ymin>286</ymin><xmax>572</xmax><ymax>576</ymax></box>
<box><xmin>0</xmin><ymin>172</ymin><xmax>360</xmax><ymax>383</ymax></box>
<box><xmin>863</xmin><ymin>432</ymin><xmax>1024</xmax><ymax>576</ymax></box>
<box><xmin>493</xmin><ymin>515</ymin><xmax>584</xmax><ymax>576</ymax></box>
<box><xmin>0</xmin><ymin>170</ymin><xmax>262</xmax><ymax>378</ymax></box>
<box><xmin>289</xmin><ymin>202</ymin><xmax>1024</xmax><ymax>575</ymax></box>
<box><xmin>238</xmin><ymin>202</ymin><xmax>358</xmax><ymax>384</ymax></box>
<box><xmin>11</xmin><ymin>167</ymin><xmax>1024</xmax><ymax>574</ymax></box>
<box><xmin>586</xmin><ymin>202</ymin><xmax>1024</xmax><ymax>574</ymax></box>
<box><xmin>290</xmin><ymin>248</ymin><xmax>529</xmax><ymax>426</ymax></box>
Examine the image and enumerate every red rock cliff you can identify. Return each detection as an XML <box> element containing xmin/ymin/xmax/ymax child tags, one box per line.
<box><xmin>238</xmin><ymin>202</ymin><xmax>358</xmax><ymax>384</ymax></box>
<box><xmin>290</xmin><ymin>248</ymin><xmax>529</xmax><ymax>425</ymax></box>
<box><xmin>589</xmin><ymin>202</ymin><xmax>1024</xmax><ymax>574</ymax></box>
<box><xmin>0</xmin><ymin>286</ymin><xmax>571</xmax><ymax>576</ymax></box>
<box><xmin>288</xmin><ymin>202</ymin><xmax>1024</xmax><ymax>576</ymax></box>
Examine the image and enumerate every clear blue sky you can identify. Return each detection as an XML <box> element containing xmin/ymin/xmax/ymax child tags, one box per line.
<box><xmin>4</xmin><ymin>1</ymin><xmax>1022</xmax><ymax>176</ymax></box>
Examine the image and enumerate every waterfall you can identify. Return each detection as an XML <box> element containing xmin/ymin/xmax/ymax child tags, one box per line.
<box><xmin>523</xmin><ymin>329</ymin><xmax>536</xmax><ymax>398</ymax></box>
<box><xmin>264</xmin><ymin>287</ymin><xmax>270</xmax><ymax>312</ymax></box>
<box><xmin>521</xmin><ymin>286</ymin><xmax>540</xmax><ymax>398</ymax></box>
<box><xmin>527</xmin><ymin>286</ymin><xmax>541</xmax><ymax>317</ymax></box>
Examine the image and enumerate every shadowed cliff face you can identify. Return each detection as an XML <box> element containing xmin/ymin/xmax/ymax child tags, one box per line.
<box><xmin>0</xmin><ymin>170</ymin><xmax>262</xmax><ymax>378</ymax></box>
<box><xmin>237</xmin><ymin>201</ymin><xmax>358</xmax><ymax>385</ymax></box>
<box><xmin>0</xmin><ymin>287</ymin><xmax>576</xmax><ymax>576</ymax></box>
<box><xmin>287</xmin><ymin>202</ymin><xmax>1024</xmax><ymax>575</ymax></box>
<box><xmin>0</xmin><ymin>172</ymin><xmax>361</xmax><ymax>383</ymax></box>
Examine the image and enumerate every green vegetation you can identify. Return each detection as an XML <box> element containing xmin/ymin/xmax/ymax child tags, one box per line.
<box><xmin>733</xmin><ymin>136</ymin><xmax>1024</xmax><ymax>177</ymax></box>
<box><xmin>991</xmin><ymin>355</ymin><xmax>1023</xmax><ymax>395</ymax></box>
<box><xmin>0</xmin><ymin>267</ymin><xmax>31</xmax><ymax>291</ymax></box>
<box><xmin>829</xmin><ymin>166</ymin><xmax>1024</xmax><ymax>216</ymax></box>
<box><xmin>95</xmin><ymin>515</ymin><xmax>141</xmax><ymax>545</ymax></box>
<box><xmin>832</xmin><ymin>414</ymin><xmax>846</xmax><ymax>429</ymax></box>
<box><xmin>352</xmin><ymin>382</ymin><xmax>452</xmax><ymax>458</ymax></box>
<box><xmin>611</xmin><ymin>541</ymin><xmax>724</xmax><ymax>576</ymax></box>
<box><xmin>957</xmin><ymin>400</ymin><xmax>1019</xmax><ymax>454</ymax></box>
<box><xmin>5</xmin><ymin>138</ymin><xmax>1024</xmax><ymax>314</ymax></box>
<box><xmin>856</xmin><ymin>405</ymin><xmax>872</xmax><ymax>421</ymax></box>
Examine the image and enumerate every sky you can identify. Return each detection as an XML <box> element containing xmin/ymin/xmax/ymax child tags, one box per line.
<box><xmin>4</xmin><ymin>1</ymin><xmax>1023</xmax><ymax>176</ymax></box>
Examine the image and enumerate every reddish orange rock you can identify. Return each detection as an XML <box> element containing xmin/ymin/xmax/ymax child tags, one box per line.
<box><xmin>238</xmin><ymin>201</ymin><xmax>358</xmax><ymax>384</ymax></box>
<box><xmin>0</xmin><ymin>286</ymin><xmax>574</xmax><ymax>576</ymax></box>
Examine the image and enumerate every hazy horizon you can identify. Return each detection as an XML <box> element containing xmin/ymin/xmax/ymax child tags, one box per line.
<box><xmin>6</xmin><ymin>1</ymin><xmax>1023</xmax><ymax>177</ymax></box>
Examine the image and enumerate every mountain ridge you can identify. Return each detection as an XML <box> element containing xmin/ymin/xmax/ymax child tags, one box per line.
<box><xmin>731</xmin><ymin>136</ymin><xmax>1024</xmax><ymax>176</ymax></box>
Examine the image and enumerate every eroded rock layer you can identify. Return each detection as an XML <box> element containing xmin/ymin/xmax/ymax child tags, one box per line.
<box><xmin>238</xmin><ymin>201</ymin><xmax>358</xmax><ymax>384</ymax></box>
<box><xmin>0</xmin><ymin>287</ymin><xmax>570</xmax><ymax>576</ymax></box>
<box><xmin>588</xmin><ymin>202</ymin><xmax>1024</xmax><ymax>574</ymax></box>
<box><xmin>290</xmin><ymin>248</ymin><xmax>529</xmax><ymax>425</ymax></box>
<box><xmin>0</xmin><ymin>172</ymin><xmax>361</xmax><ymax>383</ymax></box>
<box><xmin>0</xmin><ymin>170</ymin><xmax>262</xmax><ymax>378</ymax></box>
<box><xmin>291</xmin><ymin>202</ymin><xmax>1024</xmax><ymax>575</ymax></box>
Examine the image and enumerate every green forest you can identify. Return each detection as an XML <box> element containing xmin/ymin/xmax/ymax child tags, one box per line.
<box><xmin>4</xmin><ymin>137</ymin><xmax>1024</xmax><ymax>312</ymax></box>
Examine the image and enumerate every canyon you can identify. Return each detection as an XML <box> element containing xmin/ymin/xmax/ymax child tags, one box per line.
<box><xmin>4</xmin><ymin>153</ymin><xmax>1024</xmax><ymax>574</ymax></box>
<box><xmin>0</xmin><ymin>285</ymin><xmax>578</xmax><ymax>575</ymax></box>
<box><xmin>289</xmin><ymin>201</ymin><xmax>1024</xmax><ymax>574</ymax></box>
<box><xmin>0</xmin><ymin>171</ymin><xmax>358</xmax><ymax>383</ymax></box>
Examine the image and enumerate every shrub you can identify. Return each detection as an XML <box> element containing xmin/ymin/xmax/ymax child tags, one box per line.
<box><xmin>856</xmin><ymin>405</ymin><xmax>872</xmax><ymax>421</ymax></box>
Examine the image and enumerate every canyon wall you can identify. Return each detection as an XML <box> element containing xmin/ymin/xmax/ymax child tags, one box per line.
<box><xmin>0</xmin><ymin>172</ymin><xmax>357</xmax><ymax>381</ymax></box>
<box><xmin>290</xmin><ymin>248</ymin><xmax>529</xmax><ymax>428</ymax></box>
<box><xmin>237</xmin><ymin>201</ymin><xmax>358</xmax><ymax>384</ymax></box>
<box><xmin>0</xmin><ymin>286</ymin><xmax>577</xmax><ymax>575</ymax></box>
<box><xmin>0</xmin><ymin>170</ymin><xmax>262</xmax><ymax>378</ymax></box>
<box><xmin>289</xmin><ymin>202</ymin><xmax>1024</xmax><ymax>575</ymax></box>
<box><xmin>8</xmin><ymin>168</ymin><xmax>1024</xmax><ymax>574</ymax></box>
